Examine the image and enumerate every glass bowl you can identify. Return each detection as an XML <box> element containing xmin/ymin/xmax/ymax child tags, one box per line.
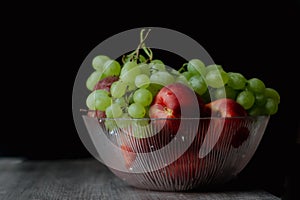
<box><xmin>82</xmin><ymin>115</ymin><xmax>269</xmax><ymax>191</ymax></box>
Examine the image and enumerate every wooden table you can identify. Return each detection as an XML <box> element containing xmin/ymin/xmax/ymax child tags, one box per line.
<box><xmin>0</xmin><ymin>158</ymin><xmax>280</xmax><ymax>200</ymax></box>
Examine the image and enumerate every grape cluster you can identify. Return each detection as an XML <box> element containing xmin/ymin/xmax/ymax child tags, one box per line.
<box><xmin>86</xmin><ymin>55</ymin><xmax>182</xmax><ymax>119</ymax></box>
<box><xmin>86</xmin><ymin>55</ymin><xmax>280</xmax><ymax>119</ymax></box>
<box><xmin>181</xmin><ymin>59</ymin><xmax>280</xmax><ymax>116</ymax></box>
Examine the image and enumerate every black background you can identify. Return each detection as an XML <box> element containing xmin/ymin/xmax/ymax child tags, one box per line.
<box><xmin>1</xmin><ymin>1</ymin><xmax>300</xmax><ymax>198</ymax></box>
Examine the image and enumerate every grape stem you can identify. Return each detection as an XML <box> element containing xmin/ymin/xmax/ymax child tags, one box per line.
<box><xmin>122</xmin><ymin>28</ymin><xmax>153</xmax><ymax>63</ymax></box>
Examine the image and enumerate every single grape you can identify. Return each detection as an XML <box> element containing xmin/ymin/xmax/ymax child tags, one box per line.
<box><xmin>138</xmin><ymin>63</ymin><xmax>151</xmax><ymax>76</ymax></box>
<box><xmin>104</xmin><ymin>120</ymin><xmax>117</xmax><ymax>131</ymax></box>
<box><xmin>128</xmin><ymin>103</ymin><xmax>146</xmax><ymax>118</ymax></box>
<box><xmin>264</xmin><ymin>88</ymin><xmax>280</xmax><ymax>104</ymax></box>
<box><xmin>151</xmin><ymin>59</ymin><xmax>164</xmax><ymax>65</ymax></box>
<box><xmin>120</xmin><ymin>61</ymin><xmax>138</xmax><ymax>76</ymax></box>
<box><xmin>133</xmin><ymin>88</ymin><xmax>153</xmax><ymax>106</ymax></box>
<box><xmin>213</xmin><ymin>85</ymin><xmax>237</xmax><ymax>100</ymax></box>
<box><xmin>255</xmin><ymin>93</ymin><xmax>267</xmax><ymax>106</ymax></box>
<box><xmin>206</xmin><ymin>64</ymin><xmax>223</xmax><ymax>73</ymax></box>
<box><xmin>105</xmin><ymin>103</ymin><xmax>123</xmax><ymax>118</ymax></box>
<box><xmin>150</xmin><ymin>71</ymin><xmax>175</xmax><ymax>87</ymax></box>
<box><xmin>264</xmin><ymin>98</ymin><xmax>278</xmax><ymax>115</ymax></box>
<box><xmin>86</xmin><ymin>71</ymin><xmax>102</xmax><ymax>91</ymax></box>
<box><xmin>150</xmin><ymin>62</ymin><xmax>166</xmax><ymax>72</ymax></box>
<box><xmin>246</xmin><ymin>78</ymin><xmax>266</xmax><ymax>93</ymax></box>
<box><xmin>227</xmin><ymin>72</ymin><xmax>247</xmax><ymax>90</ymax></box>
<box><xmin>86</xmin><ymin>89</ymin><xmax>110</xmax><ymax>109</ymax></box>
<box><xmin>114</xmin><ymin>97</ymin><xmax>127</xmax><ymax>108</ymax></box>
<box><xmin>188</xmin><ymin>75</ymin><xmax>207</xmax><ymax>95</ymax></box>
<box><xmin>205</xmin><ymin>69</ymin><xmax>229</xmax><ymax>88</ymax></box>
<box><xmin>120</xmin><ymin>65</ymin><xmax>141</xmax><ymax>83</ymax></box>
<box><xmin>95</xmin><ymin>95</ymin><xmax>112</xmax><ymax>111</ymax></box>
<box><xmin>236</xmin><ymin>90</ymin><xmax>255</xmax><ymax>110</ymax></box>
<box><xmin>248</xmin><ymin>104</ymin><xmax>265</xmax><ymax>116</ymax></box>
<box><xmin>110</xmin><ymin>80</ymin><xmax>127</xmax><ymax>98</ymax></box>
<box><xmin>181</xmin><ymin>71</ymin><xmax>193</xmax><ymax>81</ymax></box>
<box><xmin>102</xmin><ymin>60</ymin><xmax>121</xmax><ymax>78</ymax></box>
<box><xmin>187</xmin><ymin>59</ymin><xmax>206</xmax><ymax>76</ymax></box>
<box><xmin>92</xmin><ymin>55</ymin><xmax>110</xmax><ymax>71</ymax></box>
<box><xmin>175</xmin><ymin>75</ymin><xmax>190</xmax><ymax>87</ymax></box>
<box><xmin>115</xmin><ymin>113</ymin><xmax>132</xmax><ymax>128</ymax></box>
<box><xmin>135</xmin><ymin>74</ymin><xmax>150</xmax><ymax>88</ymax></box>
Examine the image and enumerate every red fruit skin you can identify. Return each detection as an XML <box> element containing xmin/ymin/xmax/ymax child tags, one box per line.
<box><xmin>150</xmin><ymin>83</ymin><xmax>205</xmax><ymax>119</ymax></box>
<box><xmin>120</xmin><ymin>145</ymin><xmax>136</xmax><ymax>169</ymax></box>
<box><xmin>204</xmin><ymin>98</ymin><xmax>250</xmax><ymax>149</ymax></box>
<box><xmin>93</xmin><ymin>76</ymin><xmax>119</xmax><ymax>92</ymax></box>
<box><xmin>204</xmin><ymin>98</ymin><xmax>247</xmax><ymax>117</ymax></box>
<box><xmin>120</xmin><ymin>83</ymin><xmax>203</xmax><ymax>153</ymax></box>
<box><xmin>87</xmin><ymin>110</ymin><xmax>106</xmax><ymax>118</ymax></box>
<box><xmin>149</xmin><ymin>83</ymin><xmax>205</xmax><ymax>137</ymax></box>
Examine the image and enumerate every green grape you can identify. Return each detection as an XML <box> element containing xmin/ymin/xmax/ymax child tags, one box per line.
<box><xmin>127</xmin><ymin>81</ymin><xmax>137</xmax><ymax>92</ymax></box>
<box><xmin>95</xmin><ymin>95</ymin><xmax>112</xmax><ymax>111</ymax></box>
<box><xmin>181</xmin><ymin>71</ymin><xmax>193</xmax><ymax>80</ymax></box>
<box><xmin>135</xmin><ymin>74</ymin><xmax>150</xmax><ymax>88</ymax></box>
<box><xmin>227</xmin><ymin>72</ymin><xmax>247</xmax><ymax>90</ymax></box>
<box><xmin>175</xmin><ymin>75</ymin><xmax>190</xmax><ymax>87</ymax></box>
<box><xmin>151</xmin><ymin>59</ymin><xmax>164</xmax><ymax>65</ymax></box>
<box><xmin>128</xmin><ymin>103</ymin><xmax>146</xmax><ymax>118</ymax></box>
<box><xmin>150</xmin><ymin>71</ymin><xmax>175</xmax><ymax>86</ymax></box>
<box><xmin>86</xmin><ymin>71</ymin><xmax>102</xmax><ymax>91</ymax></box>
<box><xmin>188</xmin><ymin>75</ymin><xmax>207</xmax><ymax>95</ymax></box>
<box><xmin>120</xmin><ymin>61</ymin><xmax>138</xmax><ymax>75</ymax></box>
<box><xmin>246</xmin><ymin>78</ymin><xmax>266</xmax><ymax>94</ymax></box>
<box><xmin>110</xmin><ymin>80</ymin><xmax>127</xmax><ymax>98</ymax></box>
<box><xmin>213</xmin><ymin>85</ymin><xmax>237</xmax><ymax>100</ymax></box>
<box><xmin>264</xmin><ymin>98</ymin><xmax>278</xmax><ymax>115</ymax></box>
<box><xmin>120</xmin><ymin>65</ymin><xmax>141</xmax><ymax>83</ymax></box>
<box><xmin>92</xmin><ymin>55</ymin><xmax>110</xmax><ymax>71</ymax></box>
<box><xmin>205</xmin><ymin>69</ymin><xmax>229</xmax><ymax>88</ymax></box>
<box><xmin>114</xmin><ymin>97</ymin><xmax>127</xmax><ymax>108</ymax></box>
<box><xmin>115</xmin><ymin>113</ymin><xmax>132</xmax><ymax>128</ymax></box>
<box><xmin>236</xmin><ymin>90</ymin><xmax>255</xmax><ymax>110</ymax></box>
<box><xmin>255</xmin><ymin>93</ymin><xmax>267</xmax><ymax>106</ymax></box>
<box><xmin>138</xmin><ymin>63</ymin><xmax>151</xmax><ymax>76</ymax></box>
<box><xmin>264</xmin><ymin>88</ymin><xmax>280</xmax><ymax>104</ymax></box>
<box><xmin>102</xmin><ymin>60</ymin><xmax>121</xmax><ymax>77</ymax></box>
<box><xmin>150</xmin><ymin>62</ymin><xmax>166</xmax><ymax>72</ymax></box>
<box><xmin>206</xmin><ymin>64</ymin><xmax>223</xmax><ymax>73</ymax></box>
<box><xmin>147</xmin><ymin>83</ymin><xmax>162</xmax><ymax>97</ymax></box>
<box><xmin>187</xmin><ymin>59</ymin><xmax>206</xmax><ymax>76</ymax></box>
<box><xmin>86</xmin><ymin>90</ymin><xmax>110</xmax><ymax>109</ymax></box>
<box><xmin>133</xmin><ymin>88</ymin><xmax>153</xmax><ymax>106</ymax></box>
<box><xmin>105</xmin><ymin>103</ymin><xmax>123</xmax><ymax>118</ymax></box>
<box><xmin>248</xmin><ymin>104</ymin><xmax>265</xmax><ymax>116</ymax></box>
<box><xmin>104</xmin><ymin>119</ymin><xmax>117</xmax><ymax>131</ymax></box>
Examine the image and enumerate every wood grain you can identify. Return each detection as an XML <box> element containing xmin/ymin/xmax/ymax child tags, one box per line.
<box><xmin>0</xmin><ymin>158</ymin><xmax>280</xmax><ymax>200</ymax></box>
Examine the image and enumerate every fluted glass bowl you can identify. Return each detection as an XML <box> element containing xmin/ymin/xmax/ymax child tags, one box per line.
<box><xmin>82</xmin><ymin>115</ymin><xmax>269</xmax><ymax>191</ymax></box>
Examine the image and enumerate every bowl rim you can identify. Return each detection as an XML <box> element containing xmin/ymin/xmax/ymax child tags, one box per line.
<box><xmin>87</xmin><ymin>115</ymin><xmax>270</xmax><ymax>121</ymax></box>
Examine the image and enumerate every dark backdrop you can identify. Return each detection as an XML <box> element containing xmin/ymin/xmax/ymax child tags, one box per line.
<box><xmin>1</xmin><ymin>1</ymin><xmax>299</xmax><ymax>198</ymax></box>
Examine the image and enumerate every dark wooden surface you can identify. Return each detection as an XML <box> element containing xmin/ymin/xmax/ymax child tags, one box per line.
<box><xmin>0</xmin><ymin>158</ymin><xmax>280</xmax><ymax>200</ymax></box>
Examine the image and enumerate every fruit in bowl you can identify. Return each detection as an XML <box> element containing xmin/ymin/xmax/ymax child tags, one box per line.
<box><xmin>82</xmin><ymin>29</ymin><xmax>279</xmax><ymax>191</ymax></box>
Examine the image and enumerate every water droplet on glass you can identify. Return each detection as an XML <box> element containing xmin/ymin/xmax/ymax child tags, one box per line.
<box><xmin>150</xmin><ymin>145</ymin><xmax>155</xmax><ymax>151</ymax></box>
<box><xmin>181</xmin><ymin>136</ymin><xmax>185</xmax><ymax>142</ymax></box>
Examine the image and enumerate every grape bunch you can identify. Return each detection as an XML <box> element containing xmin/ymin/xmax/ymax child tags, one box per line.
<box><xmin>180</xmin><ymin>59</ymin><xmax>280</xmax><ymax>116</ymax></box>
<box><xmin>86</xmin><ymin>54</ymin><xmax>182</xmax><ymax>119</ymax></box>
<box><xmin>85</xmin><ymin>30</ymin><xmax>280</xmax><ymax>120</ymax></box>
